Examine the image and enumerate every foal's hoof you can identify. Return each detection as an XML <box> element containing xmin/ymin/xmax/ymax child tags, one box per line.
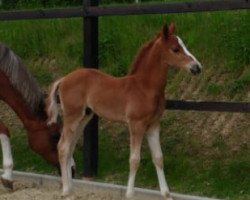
<box><xmin>164</xmin><ymin>194</ymin><xmax>173</xmax><ymax>200</ymax></box>
<box><xmin>164</xmin><ymin>197</ymin><xmax>173</xmax><ymax>200</ymax></box>
<box><xmin>162</xmin><ymin>191</ymin><xmax>173</xmax><ymax>200</ymax></box>
<box><xmin>1</xmin><ymin>177</ymin><xmax>13</xmax><ymax>190</ymax></box>
<box><xmin>125</xmin><ymin>191</ymin><xmax>134</xmax><ymax>199</ymax></box>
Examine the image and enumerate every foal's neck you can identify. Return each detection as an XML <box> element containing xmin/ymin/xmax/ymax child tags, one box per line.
<box><xmin>130</xmin><ymin>37</ymin><xmax>167</xmax><ymax>92</ymax></box>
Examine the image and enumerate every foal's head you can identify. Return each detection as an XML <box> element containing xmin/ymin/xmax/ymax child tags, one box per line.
<box><xmin>161</xmin><ymin>22</ymin><xmax>202</xmax><ymax>74</ymax></box>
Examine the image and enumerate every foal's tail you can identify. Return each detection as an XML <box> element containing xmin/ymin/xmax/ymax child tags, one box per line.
<box><xmin>46</xmin><ymin>79</ymin><xmax>63</xmax><ymax>126</ymax></box>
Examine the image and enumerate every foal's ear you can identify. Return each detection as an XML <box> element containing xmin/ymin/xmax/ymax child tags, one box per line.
<box><xmin>162</xmin><ymin>22</ymin><xmax>176</xmax><ymax>39</ymax></box>
<box><xmin>162</xmin><ymin>24</ymin><xmax>169</xmax><ymax>39</ymax></box>
<box><xmin>168</xmin><ymin>22</ymin><xmax>176</xmax><ymax>34</ymax></box>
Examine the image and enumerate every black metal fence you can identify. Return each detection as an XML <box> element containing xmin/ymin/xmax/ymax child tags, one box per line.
<box><xmin>0</xmin><ymin>0</ymin><xmax>249</xmax><ymax>20</ymax></box>
<box><xmin>0</xmin><ymin>0</ymin><xmax>249</xmax><ymax>177</ymax></box>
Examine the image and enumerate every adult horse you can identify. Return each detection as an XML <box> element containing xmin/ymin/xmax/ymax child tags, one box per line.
<box><xmin>0</xmin><ymin>43</ymin><xmax>62</xmax><ymax>189</ymax></box>
<box><xmin>47</xmin><ymin>22</ymin><xmax>202</xmax><ymax>200</ymax></box>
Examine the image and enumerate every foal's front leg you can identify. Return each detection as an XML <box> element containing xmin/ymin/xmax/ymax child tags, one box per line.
<box><xmin>0</xmin><ymin>120</ymin><xmax>13</xmax><ymax>190</ymax></box>
<box><xmin>126</xmin><ymin>122</ymin><xmax>145</xmax><ymax>199</ymax></box>
<box><xmin>147</xmin><ymin>123</ymin><xmax>173</xmax><ymax>200</ymax></box>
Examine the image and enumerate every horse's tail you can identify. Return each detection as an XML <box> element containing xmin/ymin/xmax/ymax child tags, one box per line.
<box><xmin>46</xmin><ymin>78</ymin><xmax>63</xmax><ymax>126</ymax></box>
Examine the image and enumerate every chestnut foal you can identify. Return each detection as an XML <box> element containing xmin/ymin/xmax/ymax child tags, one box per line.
<box><xmin>46</xmin><ymin>23</ymin><xmax>202</xmax><ymax>200</ymax></box>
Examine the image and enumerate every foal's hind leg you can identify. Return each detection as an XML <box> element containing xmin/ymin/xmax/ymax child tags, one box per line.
<box><xmin>58</xmin><ymin>112</ymin><xmax>94</xmax><ymax>198</ymax></box>
<box><xmin>126</xmin><ymin>121</ymin><xmax>145</xmax><ymax>199</ymax></box>
<box><xmin>58</xmin><ymin>125</ymin><xmax>75</xmax><ymax>198</ymax></box>
<box><xmin>147</xmin><ymin>123</ymin><xmax>172</xmax><ymax>200</ymax></box>
<box><xmin>0</xmin><ymin>120</ymin><xmax>13</xmax><ymax>190</ymax></box>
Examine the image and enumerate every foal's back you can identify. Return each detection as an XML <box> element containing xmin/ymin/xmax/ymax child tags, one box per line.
<box><xmin>59</xmin><ymin>68</ymin><xmax>154</xmax><ymax>123</ymax></box>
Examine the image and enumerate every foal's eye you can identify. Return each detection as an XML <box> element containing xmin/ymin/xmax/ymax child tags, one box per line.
<box><xmin>172</xmin><ymin>48</ymin><xmax>180</xmax><ymax>53</ymax></box>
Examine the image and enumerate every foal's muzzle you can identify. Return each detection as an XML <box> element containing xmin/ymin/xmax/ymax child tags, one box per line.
<box><xmin>189</xmin><ymin>63</ymin><xmax>202</xmax><ymax>75</ymax></box>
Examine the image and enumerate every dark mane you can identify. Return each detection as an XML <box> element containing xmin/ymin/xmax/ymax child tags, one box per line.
<box><xmin>129</xmin><ymin>33</ymin><xmax>161</xmax><ymax>75</ymax></box>
<box><xmin>0</xmin><ymin>43</ymin><xmax>44</xmax><ymax>117</ymax></box>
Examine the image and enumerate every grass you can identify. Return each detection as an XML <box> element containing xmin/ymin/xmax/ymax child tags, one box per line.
<box><xmin>0</xmin><ymin>6</ymin><xmax>249</xmax><ymax>200</ymax></box>
<box><xmin>0</xmin><ymin>19</ymin><xmax>83</xmax><ymax>84</ymax></box>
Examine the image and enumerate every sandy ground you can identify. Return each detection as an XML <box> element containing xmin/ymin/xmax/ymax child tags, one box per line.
<box><xmin>0</xmin><ymin>179</ymin><xmax>120</xmax><ymax>200</ymax></box>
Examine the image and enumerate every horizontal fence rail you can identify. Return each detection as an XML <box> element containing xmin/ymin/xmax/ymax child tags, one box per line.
<box><xmin>53</xmin><ymin>94</ymin><xmax>250</xmax><ymax>113</ymax></box>
<box><xmin>84</xmin><ymin>0</ymin><xmax>250</xmax><ymax>16</ymax></box>
<box><xmin>0</xmin><ymin>0</ymin><xmax>249</xmax><ymax>20</ymax></box>
<box><xmin>166</xmin><ymin>100</ymin><xmax>250</xmax><ymax>113</ymax></box>
<box><xmin>0</xmin><ymin>7</ymin><xmax>83</xmax><ymax>20</ymax></box>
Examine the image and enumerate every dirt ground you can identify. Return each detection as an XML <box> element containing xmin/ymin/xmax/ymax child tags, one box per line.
<box><xmin>0</xmin><ymin>179</ymin><xmax>120</xmax><ymax>200</ymax></box>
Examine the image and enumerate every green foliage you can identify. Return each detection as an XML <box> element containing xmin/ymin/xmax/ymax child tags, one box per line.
<box><xmin>207</xmin><ymin>69</ymin><xmax>250</xmax><ymax>97</ymax></box>
<box><xmin>207</xmin><ymin>83</ymin><xmax>223</xmax><ymax>95</ymax></box>
<box><xmin>0</xmin><ymin>18</ymin><xmax>82</xmax><ymax>78</ymax></box>
<box><xmin>31</xmin><ymin>67</ymin><xmax>53</xmax><ymax>85</ymax></box>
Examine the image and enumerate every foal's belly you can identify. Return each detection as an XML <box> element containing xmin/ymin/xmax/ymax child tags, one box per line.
<box><xmin>89</xmin><ymin>104</ymin><xmax>126</xmax><ymax>123</ymax></box>
<box><xmin>86</xmin><ymin>94</ymin><xmax>127</xmax><ymax>122</ymax></box>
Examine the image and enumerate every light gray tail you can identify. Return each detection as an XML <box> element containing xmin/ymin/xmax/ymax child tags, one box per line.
<box><xmin>46</xmin><ymin>79</ymin><xmax>63</xmax><ymax>125</ymax></box>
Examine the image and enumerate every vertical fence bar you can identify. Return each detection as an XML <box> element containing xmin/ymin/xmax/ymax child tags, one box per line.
<box><xmin>83</xmin><ymin>0</ymin><xmax>99</xmax><ymax>178</ymax></box>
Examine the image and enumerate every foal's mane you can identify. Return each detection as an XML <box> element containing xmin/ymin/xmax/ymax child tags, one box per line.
<box><xmin>0</xmin><ymin>43</ymin><xmax>44</xmax><ymax>117</ymax></box>
<box><xmin>129</xmin><ymin>32</ymin><xmax>161</xmax><ymax>75</ymax></box>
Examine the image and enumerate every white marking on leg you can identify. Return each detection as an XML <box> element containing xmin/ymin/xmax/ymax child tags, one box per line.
<box><xmin>60</xmin><ymin>113</ymin><xmax>94</xmax><ymax>197</ymax></box>
<box><xmin>147</xmin><ymin>125</ymin><xmax>172</xmax><ymax>199</ymax></box>
<box><xmin>126</xmin><ymin>171</ymin><xmax>136</xmax><ymax>198</ymax></box>
<box><xmin>126</xmin><ymin>152</ymin><xmax>140</xmax><ymax>198</ymax></box>
<box><xmin>66</xmin><ymin>152</ymin><xmax>73</xmax><ymax>195</ymax></box>
<box><xmin>0</xmin><ymin>134</ymin><xmax>13</xmax><ymax>181</ymax></box>
<box><xmin>126</xmin><ymin>125</ymin><xmax>144</xmax><ymax>199</ymax></box>
<box><xmin>59</xmin><ymin>140</ymin><xmax>71</xmax><ymax>196</ymax></box>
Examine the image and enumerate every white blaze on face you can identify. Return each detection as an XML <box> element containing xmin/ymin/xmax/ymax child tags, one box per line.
<box><xmin>177</xmin><ymin>36</ymin><xmax>202</xmax><ymax>70</ymax></box>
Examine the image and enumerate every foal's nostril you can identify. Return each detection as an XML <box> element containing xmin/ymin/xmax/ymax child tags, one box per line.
<box><xmin>195</xmin><ymin>64</ymin><xmax>201</xmax><ymax>73</ymax></box>
<box><xmin>190</xmin><ymin>64</ymin><xmax>201</xmax><ymax>75</ymax></box>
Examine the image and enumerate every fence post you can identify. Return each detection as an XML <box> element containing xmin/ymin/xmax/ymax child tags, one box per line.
<box><xmin>82</xmin><ymin>0</ymin><xmax>99</xmax><ymax>178</ymax></box>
